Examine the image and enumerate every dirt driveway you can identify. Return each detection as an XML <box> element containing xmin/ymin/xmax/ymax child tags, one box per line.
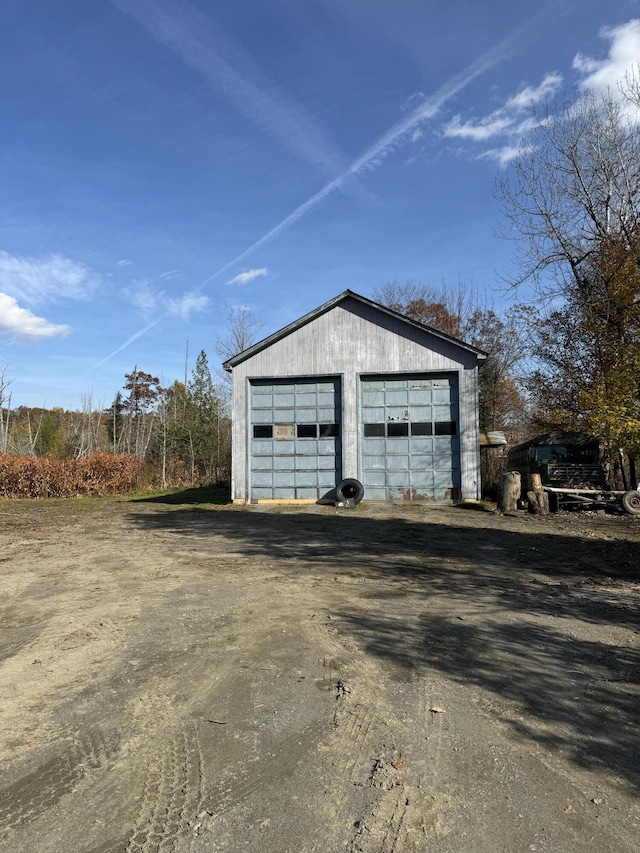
<box><xmin>1</xmin><ymin>494</ymin><xmax>639</xmax><ymax>852</ymax></box>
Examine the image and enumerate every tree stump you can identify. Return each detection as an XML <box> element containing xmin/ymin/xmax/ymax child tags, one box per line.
<box><xmin>498</xmin><ymin>471</ymin><xmax>521</xmax><ymax>513</ymax></box>
<box><xmin>527</xmin><ymin>473</ymin><xmax>549</xmax><ymax>515</ymax></box>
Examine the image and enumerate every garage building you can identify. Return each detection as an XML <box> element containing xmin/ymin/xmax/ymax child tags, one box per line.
<box><xmin>223</xmin><ymin>290</ymin><xmax>486</xmax><ymax>503</ymax></box>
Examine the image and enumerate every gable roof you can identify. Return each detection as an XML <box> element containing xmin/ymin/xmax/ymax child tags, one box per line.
<box><xmin>223</xmin><ymin>289</ymin><xmax>487</xmax><ymax>371</ymax></box>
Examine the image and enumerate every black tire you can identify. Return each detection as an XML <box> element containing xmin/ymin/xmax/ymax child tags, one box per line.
<box><xmin>335</xmin><ymin>478</ymin><xmax>364</xmax><ymax>505</ymax></box>
<box><xmin>621</xmin><ymin>490</ymin><xmax>640</xmax><ymax>515</ymax></box>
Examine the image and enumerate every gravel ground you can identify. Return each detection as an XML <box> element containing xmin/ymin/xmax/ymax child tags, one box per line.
<box><xmin>1</xmin><ymin>494</ymin><xmax>639</xmax><ymax>852</ymax></box>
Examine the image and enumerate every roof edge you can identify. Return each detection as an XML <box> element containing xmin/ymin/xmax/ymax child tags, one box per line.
<box><xmin>223</xmin><ymin>289</ymin><xmax>487</xmax><ymax>370</ymax></box>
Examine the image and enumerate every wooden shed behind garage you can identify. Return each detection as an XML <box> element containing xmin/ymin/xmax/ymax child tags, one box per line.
<box><xmin>223</xmin><ymin>290</ymin><xmax>486</xmax><ymax>504</ymax></box>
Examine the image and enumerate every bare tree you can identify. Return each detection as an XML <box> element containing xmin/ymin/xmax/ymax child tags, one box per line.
<box><xmin>67</xmin><ymin>393</ymin><xmax>106</xmax><ymax>457</ymax></box>
<box><xmin>215</xmin><ymin>306</ymin><xmax>263</xmax><ymax>362</ymax></box>
<box><xmin>497</xmin><ymin>72</ymin><xmax>640</xmax><ymax>298</ymax></box>
<box><xmin>0</xmin><ymin>367</ymin><xmax>13</xmax><ymax>453</ymax></box>
<box><xmin>373</xmin><ymin>280</ymin><xmax>481</xmax><ymax>336</ymax></box>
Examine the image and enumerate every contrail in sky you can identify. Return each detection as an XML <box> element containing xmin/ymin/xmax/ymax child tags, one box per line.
<box><xmin>93</xmin><ymin>6</ymin><xmax>553</xmax><ymax>369</ymax></box>
<box><xmin>203</xmin><ymin>9</ymin><xmax>553</xmax><ymax>284</ymax></box>
<box><xmin>112</xmin><ymin>0</ymin><xmax>347</xmax><ymax>178</ymax></box>
<box><xmin>89</xmin><ymin>317</ymin><xmax>163</xmax><ymax>372</ymax></box>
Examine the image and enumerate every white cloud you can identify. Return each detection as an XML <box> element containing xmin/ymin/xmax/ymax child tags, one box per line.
<box><xmin>166</xmin><ymin>292</ymin><xmax>209</xmax><ymax>320</ymax></box>
<box><xmin>478</xmin><ymin>144</ymin><xmax>526</xmax><ymax>166</ymax></box>
<box><xmin>0</xmin><ymin>293</ymin><xmax>70</xmax><ymax>339</ymax></box>
<box><xmin>123</xmin><ymin>279</ymin><xmax>208</xmax><ymax>320</ymax></box>
<box><xmin>123</xmin><ymin>280</ymin><xmax>159</xmax><ymax>315</ymax></box>
<box><xmin>158</xmin><ymin>269</ymin><xmax>180</xmax><ymax>281</ymax></box>
<box><xmin>442</xmin><ymin>18</ymin><xmax>640</xmax><ymax>165</ymax></box>
<box><xmin>443</xmin><ymin>72</ymin><xmax>562</xmax><ymax>144</ymax></box>
<box><xmin>574</xmin><ymin>19</ymin><xmax>640</xmax><ymax>94</ymax></box>
<box><xmin>226</xmin><ymin>267</ymin><xmax>269</xmax><ymax>286</ymax></box>
<box><xmin>116</xmin><ymin>259</ymin><xmax>132</xmax><ymax>267</ymax></box>
<box><xmin>0</xmin><ymin>250</ymin><xmax>99</xmax><ymax>305</ymax></box>
<box><xmin>505</xmin><ymin>73</ymin><xmax>563</xmax><ymax>110</ymax></box>
<box><xmin>444</xmin><ymin>113</ymin><xmax>514</xmax><ymax>141</ymax></box>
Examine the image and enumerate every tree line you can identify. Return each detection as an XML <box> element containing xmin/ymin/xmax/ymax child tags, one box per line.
<box><xmin>0</xmin><ymin>351</ymin><xmax>232</xmax><ymax>489</ymax></box>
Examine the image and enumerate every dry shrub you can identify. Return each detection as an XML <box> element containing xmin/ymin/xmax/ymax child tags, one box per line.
<box><xmin>0</xmin><ymin>453</ymin><xmax>144</xmax><ymax>499</ymax></box>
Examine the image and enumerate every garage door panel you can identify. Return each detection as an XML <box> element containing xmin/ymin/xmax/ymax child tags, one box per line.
<box><xmin>411</xmin><ymin>437</ymin><xmax>433</xmax><ymax>452</ymax></box>
<box><xmin>253</xmin><ymin>487</ymin><xmax>274</xmax><ymax>500</ymax></box>
<box><xmin>273</xmin><ymin>393</ymin><xmax>295</xmax><ymax>408</ymax></box>
<box><xmin>317</xmin><ymin>391</ymin><xmax>336</xmax><ymax>405</ymax></box>
<box><xmin>412</xmin><ymin>454</ymin><xmax>433</xmax><ymax>468</ymax></box>
<box><xmin>363</xmin><ymin>390</ymin><xmax>384</xmax><ymax>406</ymax></box>
<box><xmin>317</xmin><ymin>407</ymin><xmax>337</xmax><ymax>421</ymax></box>
<box><xmin>252</xmin><ymin>472</ymin><xmax>273</xmax><ymax>487</ymax></box>
<box><xmin>409</xmin><ymin>405</ymin><xmax>432</xmax><ymax>420</ymax></box>
<box><xmin>252</xmin><ymin>457</ymin><xmax>273</xmax><ymax>471</ymax></box>
<box><xmin>387</xmin><ymin>456</ymin><xmax>410</xmax><ymax>470</ymax></box>
<box><xmin>250</xmin><ymin>377</ymin><xmax>341</xmax><ymax>500</ymax></box>
<box><xmin>386</xmin><ymin>438</ymin><xmax>409</xmax><ymax>453</ymax></box>
<box><xmin>274</xmin><ymin>487</ymin><xmax>296</xmax><ymax>499</ymax></box>
<box><xmin>253</xmin><ymin>394</ymin><xmax>274</xmax><ymax>408</ymax></box>
<box><xmin>317</xmin><ymin>456</ymin><xmax>336</xmax><ymax>470</ymax></box>
<box><xmin>361</xmin><ymin>373</ymin><xmax>460</xmax><ymax>500</ymax></box>
<box><xmin>410</xmin><ymin>471</ymin><xmax>434</xmax><ymax>489</ymax></box>
<box><xmin>296</xmin><ymin>471</ymin><xmax>318</xmax><ymax>487</ymax></box>
<box><xmin>386</xmin><ymin>391</ymin><xmax>408</xmax><ymax>406</ymax></box>
<box><xmin>318</xmin><ymin>471</ymin><xmax>337</xmax><ymax>488</ymax></box>
<box><xmin>365</xmin><ymin>486</ymin><xmax>387</xmax><ymax>499</ymax></box>
<box><xmin>364</xmin><ymin>455</ymin><xmax>386</xmax><ymax>470</ymax></box>
<box><xmin>434</xmin><ymin>471</ymin><xmax>455</xmax><ymax>491</ymax></box>
<box><xmin>434</xmin><ymin>412</ymin><xmax>453</xmax><ymax>426</ymax></box>
<box><xmin>365</xmin><ymin>406</ymin><xmax>385</xmax><ymax>421</ymax></box>
<box><xmin>387</xmin><ymin>471</ymin><xmax>411</xmax><ymax>486</ymax></box>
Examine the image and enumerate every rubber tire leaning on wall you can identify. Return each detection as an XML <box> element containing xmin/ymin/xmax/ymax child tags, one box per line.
<box><xmin>335</xmin><ymin>478</ymin><xmax>365</xmax><ymax>505</ymax></box>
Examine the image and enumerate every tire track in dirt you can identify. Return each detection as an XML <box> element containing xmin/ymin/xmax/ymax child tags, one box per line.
<box><xmin>325</xmin><ymin>665</ymin><xmax>453</xmax><ymax>852</ymax></box>
<box><xmin>123</xmin><ymin>699</ymin><xmax>205</xmax><ymax>853</ymax></box>
<box><xmin>203</xmin><ymin>717</ymin><xmax>330</xmax><ymax>820</ymax></box>
<box><xmin>0</xmin><ymin>727</ymin><xmax>118</xmax><ymax>840</ymax></box>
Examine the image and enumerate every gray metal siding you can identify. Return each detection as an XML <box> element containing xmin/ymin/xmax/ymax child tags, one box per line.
<box><xmin>249</xmin><ymin>378</ymin><xmax>341</xmax><ymax>500</ymax></box>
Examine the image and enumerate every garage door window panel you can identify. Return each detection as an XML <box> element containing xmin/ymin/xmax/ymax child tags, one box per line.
<box><xmin>364</xmin><ymin>423</ymin><xmax>385</xmax><ymax>437</ymax></box>
<box><xmin>435</xmin><ymin>421</ymin><xmax>457</xmax><ymax>435</ymax></box>
<box><xmin>387</xmin><ymin>422</ymin><xmax>409</xmax><ymax>437</ymax></box>
<box><xmin>296</xmin><ymin>424</ymin><xmax>317</xmax><ymax>438</ymax></box>
<box><xmin>410</xmin><ymin>423</ymin><xmax>433</xmax><ymax>436</ymax></box>
<box><xmin>319</xmin><ymin>424</ymin><xmax>339</xmax><ymax>437</ymax></box>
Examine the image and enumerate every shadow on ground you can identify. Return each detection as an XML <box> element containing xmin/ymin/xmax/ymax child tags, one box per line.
<box><xmin>132</xmin><ymin>484</ymin><xmax>230</xmax><ymax>506</ymax></box>
<box><xmin>127</xmin><ymin>505</ymin><xmax>640</xmax><ymax>792</ymax></box>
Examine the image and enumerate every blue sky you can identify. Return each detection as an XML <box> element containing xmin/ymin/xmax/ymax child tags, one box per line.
<box><xmin>1</xmin><ymin>0</ymin><xmax>640</xmax><ymax>409</ymax></box>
